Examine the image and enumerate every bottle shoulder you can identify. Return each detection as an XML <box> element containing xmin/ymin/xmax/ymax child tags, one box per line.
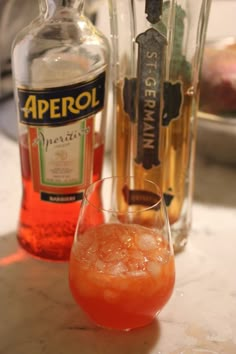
<box><xmin>13</xmin><ymin>14</ymin><xmax>109</xmax><ymax>52</ymax></box>
<box><xmin>12</xmin><ymin>14</ymin><xmax>110</xmax><ymax>88</ymax></box>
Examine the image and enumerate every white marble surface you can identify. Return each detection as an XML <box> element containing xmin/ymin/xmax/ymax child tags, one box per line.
<box><xmin>0</xmin><ymin>129</ymin><xmax>236</xmax><ymax>354</ymax></box>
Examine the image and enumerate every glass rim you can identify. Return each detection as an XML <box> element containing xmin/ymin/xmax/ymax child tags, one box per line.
<box><xmin>83</xmin><ymin>175</ymin><xmax>164</xmax><ymax>214</ymax></box>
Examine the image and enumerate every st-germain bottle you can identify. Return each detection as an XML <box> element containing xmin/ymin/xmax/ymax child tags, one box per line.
<box><xmin>12</xmin><ymin>0</ymin><xmax>110</xmax><ymax>260</ymax></box>
<box><xmin>109</xmin><ymin>0</ymin><xmax>211</xmax><ymax>252</ymax></box>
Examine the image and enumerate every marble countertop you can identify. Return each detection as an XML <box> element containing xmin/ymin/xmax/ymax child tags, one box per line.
<box><xmin>0</xmin><ymin>127</ymin><xmax>236</xmax><ymax>354</ymax></box>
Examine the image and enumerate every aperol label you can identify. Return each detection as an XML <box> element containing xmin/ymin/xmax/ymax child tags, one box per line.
<box><xmin>16</xmin><ymin>72</ymin><xmax>106</xmax><ymax>126</ymax></box>
<box><xmin>16</xmin><ymin>72</ymin><xmax>107</xmax><ymax>203</ymax></box>
<box><xmin>28</xmin><ymin>117</ymin><xmax>93</xmax><ymax>202</ymax></box>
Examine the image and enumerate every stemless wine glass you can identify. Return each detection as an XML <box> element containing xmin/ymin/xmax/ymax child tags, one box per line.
<box><xmin>69</xmin><ymin>176</ymin><xmax>175</xmax><ymax>331</ymax></box>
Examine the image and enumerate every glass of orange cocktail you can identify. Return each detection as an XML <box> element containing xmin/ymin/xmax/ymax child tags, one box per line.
<box><xmin>69</xmin><ymin>176</ymin><xmax>175</xmax><ymax>331</ymax></box>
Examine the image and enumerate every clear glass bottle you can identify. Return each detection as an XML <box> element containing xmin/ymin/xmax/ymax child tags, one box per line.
<box><xmin>12</xmin><ymin>0</ymin><xmax>110</xmax><ymax>260</ymax></box>
<box><xmin>109</xmin><ymin>0</ymin><xmax>212</xmax><ymax>252</ymax></box>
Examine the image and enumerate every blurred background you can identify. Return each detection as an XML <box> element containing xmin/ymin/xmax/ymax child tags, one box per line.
<box><xmin>0</xmin><ymin>0</ymin><xmax>236</xmax><ymax>165</ymax></box>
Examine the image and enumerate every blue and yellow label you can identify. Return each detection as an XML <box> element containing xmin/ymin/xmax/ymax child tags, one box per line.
<box><xmin>17</xmin><ymin>72</ymin><xmax>106</xmax><ymax>126</ymax></box>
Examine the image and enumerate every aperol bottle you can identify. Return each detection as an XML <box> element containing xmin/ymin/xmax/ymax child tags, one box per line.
<box><xmin>11</xmin><ymin>0</ymin><xmax>110</xmax><ymax>260</ymax></box>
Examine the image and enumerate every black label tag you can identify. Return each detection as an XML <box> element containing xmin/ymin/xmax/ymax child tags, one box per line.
<box><xmin>163</xmin><ymin>190</ymin><xmax>174</xmax><ymax>207</ymax></box>
<box><xmin>162</xmin><ymin>81</ymin><xmax>183</xmax><ymax>126</ymax></box>
<box><xmin>17</xmin><ymin>72</ymin><xmax>106</xmax><ymax>126</ymax></box>
<box><xmin>41</xmin><ymin>191</ymin><xmax>83</xmax><ymax>203</ymax></box>
<box><xmin>123</xmin><ymin>78</ymin><xmax>137</xmax><ymax>123</ymax></box>
<box><xmin>135</xmin><ymin>28</ymin><xmax>167</xmax><ymax>170</ymax></box>
<box><xmin>145</xmin><ymin>0</ymin><xmax>163</xmax><ymax>24</ymax></box>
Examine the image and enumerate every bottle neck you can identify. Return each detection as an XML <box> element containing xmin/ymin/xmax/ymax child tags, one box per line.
<box><xmin>39</xmin><ymin>0</ymin><xmax>84</xmax><ymax>16</ymax></box>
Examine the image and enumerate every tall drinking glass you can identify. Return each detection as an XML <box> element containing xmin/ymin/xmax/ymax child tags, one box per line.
<box><xmin>69</xmin><ymin>176</ymin><xmax>175</xmax><ymax>331</ymax></box>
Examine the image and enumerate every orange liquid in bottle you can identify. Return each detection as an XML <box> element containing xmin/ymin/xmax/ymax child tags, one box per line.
<box><xmin>69</xmin><ymin>223</ymin><xmax>175</xmax><ymax>330</ymax></box>
<box><xmin>17</xmin><ymin>133</ymin><xmax>104</xmax><ymax>261</ymax></box>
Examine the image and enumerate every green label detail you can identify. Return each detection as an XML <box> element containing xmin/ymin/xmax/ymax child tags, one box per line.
<box><xmin>36</xmin><ymin>122</ymin><xmax>86</xmax><ymax>187</ymax></box>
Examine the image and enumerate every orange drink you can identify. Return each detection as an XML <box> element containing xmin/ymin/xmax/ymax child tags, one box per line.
<box><xmin>69</xmin><ymin>223</ymin><xmax>175</xmax><ymax>330</ymax></box>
